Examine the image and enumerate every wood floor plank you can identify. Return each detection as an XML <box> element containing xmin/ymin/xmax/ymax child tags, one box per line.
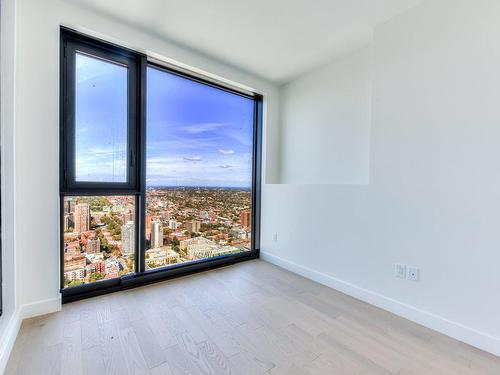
<box><xmin>118</xmin><ymin>326</ymin><xmax>151</xmax><ymax>375</ymax></box>
<box><xmin>171</xmin><ymin>305</ymin><xmax>209</xmax><ymax>344</ymax></box>
<box><xmin>61</xmin><ymin>320</ymin><xmax>84</xmax><ymax>375</ymax></box>
<box><xmin>150</xmin><ymin>361</ymin><xmax>175</xmax><ymax>375</ymax></box>
<box><xmin>228</xmin><ymin>350</ymin><xmax>273</xmax><ymax>375</ymax></box>
<box><xmin>174</xmin><ymin>332</ymin><xmax>213</xmax><ymax>374</ymax></box>
<box><xmin>98</xmin><ymin>319</ymin><xmax>130</xmax><ymax>375</ymax></box>
<box><xmin>235</xmin><ymin>324</ymin><xmax>308</xmax><ymax>374</ymax></box>
<box><xmin>132</xmin><ymin>318</ymin><xmax>168</xmax><ymax>369</ymax></box>
<box><xmin>162</xmin><ymin>344</ymin><xmax>204</xmax><ymax>375</ymax></box>
<box><xmin>197</xmin><ymin>340</ymin><xmax>242</xmax><ymax>375</ymax></box>
<box><xmin>314</xmin><ymin>351</ymin><xmax>367</xmax><ymax>375</ymax></box>
<box><xmin>80</xmin><ymin>303</ymin><xmax>101</xmax><ymax>350</ymax></box>
<box><xmin>183</xmin><ymin>307</ymin><xmax>240</xmax><ymax>357</ymax></box>
<box><xmin>82</xmin><ymin>344</ymin><xmax>107</xmax><ymax>374</ymax></box>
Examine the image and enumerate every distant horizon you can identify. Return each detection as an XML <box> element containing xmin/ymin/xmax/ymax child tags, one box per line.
<box><xmin>146</xmin><ymin>185</ymin><xmax>251</xmax><ymax>190</ymax></box>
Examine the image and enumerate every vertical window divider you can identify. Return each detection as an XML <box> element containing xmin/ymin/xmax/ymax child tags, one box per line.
<box><xmin>138</xmin><ymin>55</ymin><xmax>148</xmax><ymax>274</ymax></box>
<box><xmin>252</xmin><ymin>95</ymin><xmax>263</xmax><ymax>252</ymax></box>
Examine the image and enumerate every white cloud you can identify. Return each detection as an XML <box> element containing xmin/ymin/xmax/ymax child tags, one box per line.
<box><xmin>218</xmin><ymin>165</ymin><xmax>232</xmax><ymax>169</ymax></box>
<box><xmin>218</xmin><ymin>149</ymin><xmax>235</xmax><ymax>155</ymax></box>
<box><xmin>183</xmin><ymin>156</ymin><xmax>202</xmax><ymax>162</ymax></box>
<box><xmin>184</xmin><ymin>123</ymin><xmax>227</xmax><ymax>134</ymax></box>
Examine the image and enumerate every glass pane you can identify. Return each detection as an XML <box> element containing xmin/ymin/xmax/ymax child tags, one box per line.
<box><xmin>63</xmin><ymin>195</ymin><xmax>135</xmax><ymax>288</ymax></box>
<box><xmin>75</xmin><ymin>53</ymin><xmax>128</xmax><ymax>182</ymax></box>
<box><xmin>145</xmin><ymin>67</ymin><xmax>254</xmax><ymax>270</ymax></box>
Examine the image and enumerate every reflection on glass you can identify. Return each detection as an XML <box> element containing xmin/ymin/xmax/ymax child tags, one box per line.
<box><xmin>145</xmin><ymin>67</ymin><xmax>254</xmax><ymax>270</ymax></box>
<box><xmin>75</xmin><ymin>53</ymin><xmax>128</xmax><ymax>182</ymax></box>
<box><xmin>63</xmin><ymin>195</ymin><xmax>135</xmax><ymax>288</ymax></box>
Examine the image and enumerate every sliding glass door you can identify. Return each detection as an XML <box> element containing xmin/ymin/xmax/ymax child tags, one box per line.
<box><xmin>60</xmin><ymin>28</ymin><xmax>262</xmax><ymax>301</ymax></box>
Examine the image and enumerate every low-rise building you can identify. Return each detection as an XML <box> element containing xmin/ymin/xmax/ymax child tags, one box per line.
<box><xmin>181</xmin><ymin>237</ymin><xmax>240</xmax><ymax>260</ymax></box>
<box><xmin>146</xmin><ymin>246</ymin><xmax>180</xmax><ymax>268</ymax></box>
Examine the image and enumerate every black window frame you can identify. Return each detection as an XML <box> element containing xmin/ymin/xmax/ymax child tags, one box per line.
<box><xmin>60</xmin><ymin>27</ymin><xmax>262</xmax><ymax>303</ymax></box>
<box><xmin>0</xmin><ymin>149</ymin><xmax>2</xmax><ymax>316</ymax></box>
<box><xmin>60</xmin><ymin>28</ymin><xmax>142</xmax><ymax>193</ymax></box>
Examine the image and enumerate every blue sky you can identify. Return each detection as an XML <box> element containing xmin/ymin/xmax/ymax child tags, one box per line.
<box><xmin>75</xmin><ymin>54</ymin><xmax>254</xmax><ymax>188</ymax></box>
<box><xmin>75</xmin><ymin>53</ymin><xmax>128</xmax><ymax>182</ymax></box>
<box><xmin>147</xmin><ymin>67</ymin><xmax>254</xmax><ymax>188</ymax></box>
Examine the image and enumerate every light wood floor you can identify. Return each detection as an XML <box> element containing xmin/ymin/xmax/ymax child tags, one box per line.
<box><xmin>5</xmin><ymin>260</ymin><xmax>500</xmax><ymax>375</ymax></box>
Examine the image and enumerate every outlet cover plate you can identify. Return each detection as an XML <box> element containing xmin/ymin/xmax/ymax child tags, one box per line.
<box><xmin>408</xmin><ymin>266</ymin><xmax>420</xmax><ymax>282</ymax></box>
<box><xmin>395</xmin><ymin>263</ymin><xmax>407</xmax><ymax>279</ymax></box>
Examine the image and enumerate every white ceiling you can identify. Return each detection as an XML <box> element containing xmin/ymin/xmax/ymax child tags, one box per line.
<box><xmin>67</xmin><ymin>0</ymin><xmax>422</xmax><ymax>84</ymax></box>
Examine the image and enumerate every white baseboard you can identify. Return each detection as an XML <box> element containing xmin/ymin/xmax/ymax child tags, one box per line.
<box><xmin>0</xmin><ymin>296</ymin><xmax>62</xmax><ymax>375</ymax></box>
<box><xmin>260</xmin><ymin>251</ymin><xmax>500</xmax><ymax>357</ymax></box>
<box><xmin>0</xmin><ymin>310</ymin><xmax>22</xmax><ymax>375</ymax></box>
<box><xmin>20</xmin><ymin>296</ymin><xmax>62</xmax><ymax>320</ymax></box>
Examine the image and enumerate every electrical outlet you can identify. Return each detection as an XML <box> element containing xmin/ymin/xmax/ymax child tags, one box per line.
<box><xmin>272</xmin><ymin>233</ymin><xmax>278</xmax><ymax>242</ymax></box>
<box><xmin>395</xmin><ymin>263</ymin><xmax>406</xmax><ymax>279</ymax></box>
<box><xmin>408</xmin><ymin>267</ymin><xmax>420</xmax><ymax>282</ymax></box>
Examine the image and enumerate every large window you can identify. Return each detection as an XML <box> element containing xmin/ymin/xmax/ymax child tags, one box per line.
<box><xmin>60</xmin><ymin>28</ymin><xmax>262</xmax><ymax>301</ymax></box>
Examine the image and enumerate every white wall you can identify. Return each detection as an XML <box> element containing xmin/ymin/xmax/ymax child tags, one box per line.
<box><xmin>280</xmin><ymin>47</ymin><xmax>371</xmax><ymax>184</ymax></box>
<box><xmin>0</xmin><ymin>0</ymin><xmax>20</xmax><ymax>372</ymax></box>
<box><xmin>12</xmin><ymin>0</ymin><xmax>280</xmax><ymax>317</ymax></box>
<box><xmin>263</xmin><ymin>0</ymin><xmax>500</xmax><ymax>356</ymax></box>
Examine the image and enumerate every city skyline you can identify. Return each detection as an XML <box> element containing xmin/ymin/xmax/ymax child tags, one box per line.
<box><xmin>145</xmin><ymin>185</ymin><xmax>252</xmax><ymax>189</ymax></box>
<box><xmin>63</xmin><ymin>188</ymin><xmax>252</xmax><ymax>287</ymax></box>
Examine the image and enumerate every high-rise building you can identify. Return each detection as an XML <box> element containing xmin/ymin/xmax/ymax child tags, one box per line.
<box><xmin>74</xmin><ymin>203</ymin><xmax>90</xmax><ymax>233</ymax></box>
<box><xmin>64</xmin><ymin>214</ymin><xmax>74</xmax><ymax>231</ymax></box>
<box><xmin>64</xmin><ymin>199</ymin><xmax>74</xmax><ymax>214</ymax></box>
<box><xmin>151</xmin><ymin>220</ymin><xmax>163</xmax><ymax>249</ymax></box>
<box><xmin>122</xmin><ymin>209</ymin><xmax>134</xmax><ymax>224</ymax></box>
<box><xmin>121</xmin><ymin>221</ymin><xmax>135</xmax><ymax>255</ymax></box>
<box><xmin>240</xmin><ymin>211</ymin><xmax>251</xmax><ymax>228</ymax></box>
<box><xmin>145</xmin><ymin>214</ymin><xmax>152</xmax><ymax>240</ymax></box>
<box><xmin>169</xmin><ymin>219</ymin><xmax>177</xmax><ymax>230</ymax></box>
<box><xmin>186</xmin><ymin>220</ymin><xmax>201</xmax><ymax>233</ymax></box>
<box><xmin>86</xmin><ymin>237</ymin><xmax>101</xmax><ymax>254</ymax></box>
